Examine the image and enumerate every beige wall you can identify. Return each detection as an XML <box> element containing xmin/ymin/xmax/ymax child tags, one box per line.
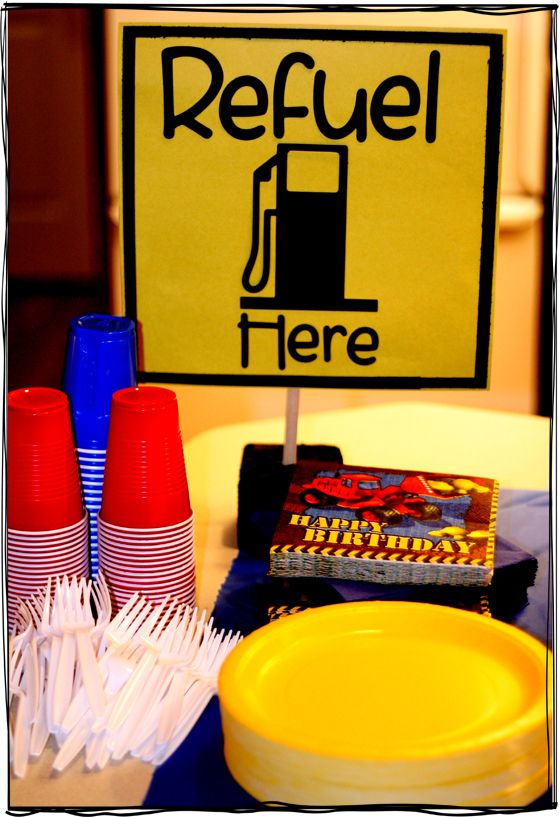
<box><xmin>104</xmin><ymin>7</ymin><xmax>551</xmax><ymax>440</ymax></box>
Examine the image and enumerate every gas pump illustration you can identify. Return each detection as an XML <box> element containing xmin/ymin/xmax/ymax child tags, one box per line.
<box><xmin>241</xmin><ymin>144</ymin><xmax>378</xmax><ymax>312</ymax></box>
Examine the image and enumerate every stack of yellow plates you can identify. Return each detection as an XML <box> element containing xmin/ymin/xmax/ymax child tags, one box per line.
<box><xmin>218</xmin><ymin>602</ymin><xmax>552</xmax><ymax>807</ymax></box>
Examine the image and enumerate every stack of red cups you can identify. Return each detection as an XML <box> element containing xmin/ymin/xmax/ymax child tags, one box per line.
<box><xmin>97</xmin><ymin>386</ymin><xmax>195</xmax><ymax>610</ymax></box>
<box><xmin>7</xmin><ymin>388</ymin><xmax>89</xmax><ymax>628</ymax></box>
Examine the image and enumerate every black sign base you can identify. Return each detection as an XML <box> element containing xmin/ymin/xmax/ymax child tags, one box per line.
<box><xmin>237</xmin><ymin>443</ymin><xmax>343</xmax><ymax>559</ymax></box>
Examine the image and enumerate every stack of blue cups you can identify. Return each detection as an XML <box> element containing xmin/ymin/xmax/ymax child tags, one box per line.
<box><xmin>63</xmin><ymin>314</ymin><xmax>137</xmax><ymax>577</ymax></box>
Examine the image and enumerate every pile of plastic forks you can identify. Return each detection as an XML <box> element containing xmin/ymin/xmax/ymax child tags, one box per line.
<box><xmin>8</xmin><ymin>574</ymin><xmax>242</xmax><ymax>777</ymax></box>
<box><xmin>9</xmin><ymin>573</ymin><xmax>112</xmax><ymax>776</ymax></box>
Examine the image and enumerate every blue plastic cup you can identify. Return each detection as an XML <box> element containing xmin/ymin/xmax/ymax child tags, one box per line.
<box><xmin>63</xmin><ymin>314</ymin><xmax>137</xmax><ymax>576</ymax></box>
<box><xmin>63</xmin><ymin>314</ymin><xmax>137</xmax><ymax>451</ymax></box>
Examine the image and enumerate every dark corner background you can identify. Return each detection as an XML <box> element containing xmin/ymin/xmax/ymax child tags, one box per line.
<box><xmin>7</xmin><ymin>7</ymin><xmax>109</xmax><ymax>391</ymax></box>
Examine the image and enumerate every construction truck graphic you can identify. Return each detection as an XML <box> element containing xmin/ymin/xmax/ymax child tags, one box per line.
<box><xmin>299</xmin><ymin>469</ymin><xmax>443</xmax><ymax>527</ymax></box>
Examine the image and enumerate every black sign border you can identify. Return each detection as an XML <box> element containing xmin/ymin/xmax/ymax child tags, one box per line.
<box><xmin>122</xmin><ymin>25</ymin><xmax>504</xmax><ymax>389</ymax></box>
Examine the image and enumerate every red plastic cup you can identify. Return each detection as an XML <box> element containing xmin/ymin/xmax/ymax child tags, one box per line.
<box><xmin>8</xmin><ymin>388</ymin><xmax>85</xmax><ymax>531</ymax></box>
<box><xmin>97</xmin><ymin>517</ymin><xmax>194</xmax><ymax>544</ymax></box>
<box><xmin>100</xmin><ymin>386</ymin><xmax>191</xmax><ymax>528</ymax></box>
<box><xmin>8</xmin><ymin>513</ymin><xmax>88</xmax><ymax>543</ymax></box>
<box><xmin>97</xmin><ymin>515</ymin><xmax>194</xmax><ymax>536</ymax></box>
<box><xmin>104</xmin><ymin>575</ymin><xmax>196</xmax><ymax>612</ymax></box>
<box><xmin>108</xmin><ymin>587</ymin><xmax>196</xmax><ymax>614</ymax></box>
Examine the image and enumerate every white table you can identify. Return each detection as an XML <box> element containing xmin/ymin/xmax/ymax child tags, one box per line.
<box><xmin>9</xmin><ymin>402</ymin><xmax>551</xmax><ymax>808</ymax></box>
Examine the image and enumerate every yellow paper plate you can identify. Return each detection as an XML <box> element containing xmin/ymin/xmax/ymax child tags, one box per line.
<box><xmin>220</xmin><ymin>736</ymin><xmax>550</xmax><ymax>806</ymax></box>
<box><xmin>467</xmin><ymin>760</ymin><xmax>552</xmax><ymax>808</ymax></box>
<box><xmin>219</xmin><ymin>602</ymin><xmax>552</xmax><ymax>804</ymax></box>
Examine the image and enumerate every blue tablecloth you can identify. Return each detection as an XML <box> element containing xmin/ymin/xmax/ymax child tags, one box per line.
<box><xmin>144</xmin><ymin>489</ymin><xmax>552</xmax><ymax>809</ymax></box>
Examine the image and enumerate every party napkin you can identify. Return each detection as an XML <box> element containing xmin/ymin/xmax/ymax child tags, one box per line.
<box><xmin>269</xmin><ymin>460</ymin><xmax>499</xmax><ymax>587</ymax></box>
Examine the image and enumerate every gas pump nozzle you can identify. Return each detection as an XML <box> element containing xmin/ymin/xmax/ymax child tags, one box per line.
<box><xmin>242</xmin><ymin>156</ymin><xmax>278</xmax><ymax>294</ymax></box>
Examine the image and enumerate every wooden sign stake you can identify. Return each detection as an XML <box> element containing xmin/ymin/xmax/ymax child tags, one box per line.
<box><xmin>282</xmin><ymin>387</ymin><xmax>300</xmax><ymax>465</ymax></box>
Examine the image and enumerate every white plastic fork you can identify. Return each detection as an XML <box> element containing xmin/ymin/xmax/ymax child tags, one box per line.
<box><xmin>9</xmin><ymin>642</ymin><xmax>33</xmax><ymax>778</ymax></box>
<box><xmin>9</xmin><ymin>601</ymin><xmax>39</xmax><ymax>768</ymax></box>
<box><xmin>10</xmin><ymin>601</ymin><xmax>33</xmax><ymax>642</ymax></box>
<box><xmin>59</xmin><ymin>576</ymin><xmax>106</xmax><ymax>720</ymax></box>
<box><xmin>51</xmin><ymin>576</ymin><xmax>78</xmax><ymax>729</ymax></box>
<box><xmin>24</xmin><ymin>591</ymin><xmax>52</xmax><ymax>757</ymax></box>
<box><xmin>82</xmin><ymin>634</ymin><xmax>155</xmax><ymax>771</ymax></box>
<box><xmin>54</xmin><ymin>646</ymin><xmax>141</xmax><ymax>773</ymax></box>
<box><xmin>41</xmin><ymin>576</ymin><xmax>65</xmax><ymax>734</ymax></box>
<box><xmin>53</xmin><ymin>594</ymin><xmax>155</xmax><ymax>772</ymax></box>
<box><xmin>29</xmin><ymin>647</ymin><xmax>49</xmax><ymax>758</ymax></box>
<box><xmin>148</xmin><ymin>609</ymin><xmax>207</xmax><ymax>746</ymax></box>
<box><xmin>10</xmin><ymin>687</ymin><xmax>30</xmax><ymax>777</ymax></box>
<box><xmin>22</xmin><ymin>623</ymin><xmax>40</xmax><ymax>730</ymax></box>
<box><xmin>101</xmin><ymin>597</ymin><xmax>180</xmax><ymax>735</ymax></box>
<box><xmin>150</xmin><ymin>610</ymin><xmax>215</xmax><ymax>751</ymax></box>
<box><xmin>81</xmin><ymin>597</ymin><xmax>179</xmax><ymax>770</ymax></box>
<box><xmin>9</xmin><ymin>606</ymin><xmax>33</xmax><ymax>694</ymax></box>
<box><xmin>130</xmin><ymin>616</ymin><xmax>216</xmax><ymax>762</ymax></box>
<box><xmin>54</xmin><ymin>595</ymin><xmax>174</xmax><ymax>772</ymax></box>
<box><xmin>90</xmin><ymin>572</ymin><xmax>112</xmax><ymax>651</ymax></box>
<box><xmin>9</xmin><ymin>625</ymin><xmax>27</xmax><ymax>700</ymax></box>
<box><xmin>125</xmin><ymin>608</ymin><xmax>211</xmax><ymax>758</ymax></box>
<box><xmin>60</xmin><ymin>591</ymin><xmax>149</xmax><ymax>736</ymax></box>
<box><xmin>106</xmin><ymin>604</ymin><xmax>188</xmax><ymax>760</ymax></box>
<box><xmin>133</xmin><ymin>624</ymin><xmax>240</xmax><ymax>765</ymax></box>
<box><xmin>150</xmin><ymin>628</ymin><xmax>242</xmax><ymax>766</ymax></box>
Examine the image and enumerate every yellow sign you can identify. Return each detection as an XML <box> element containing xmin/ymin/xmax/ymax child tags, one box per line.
<box><xmin>121</xmin><ymin>24</ymin><xmax>504</xmax><ymax>387</ymax></box>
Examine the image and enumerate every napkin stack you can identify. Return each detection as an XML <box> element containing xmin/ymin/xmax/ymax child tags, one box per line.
<box><xmin>269</xmin><ymin>461</ymin><xmax>499</xmax><ymax>587</ymax></box>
